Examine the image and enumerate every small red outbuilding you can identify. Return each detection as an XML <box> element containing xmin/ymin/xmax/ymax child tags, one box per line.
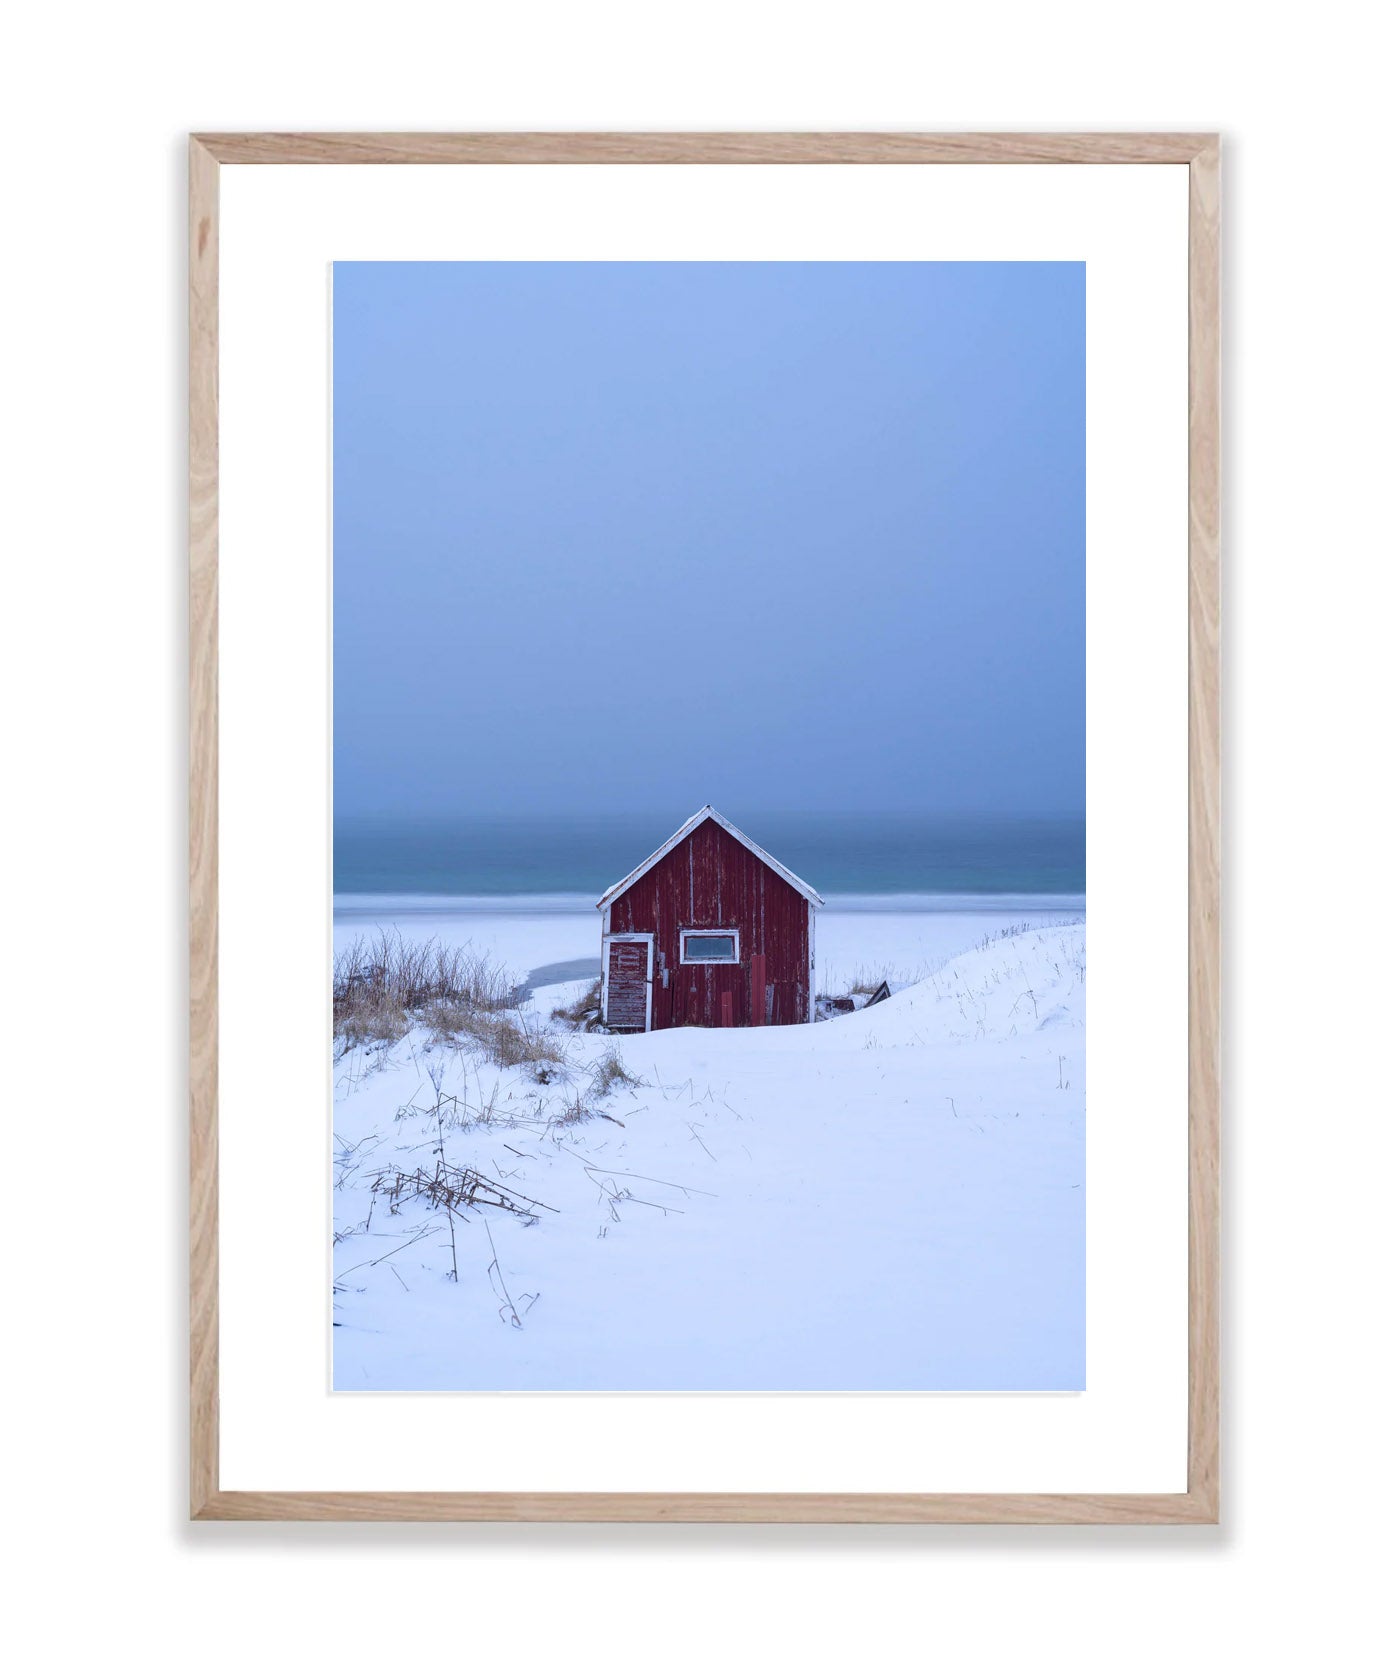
<box><xmin>597</xmin><ymin>806</ymin><xmax>823</xmax><ymax>1031</ymax></box>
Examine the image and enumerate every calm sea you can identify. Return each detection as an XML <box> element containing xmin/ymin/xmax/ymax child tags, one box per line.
<box><xmin>334</xmin><ymin>813</ymin><xmax>1085</xmax><ymax>898</ymax></box>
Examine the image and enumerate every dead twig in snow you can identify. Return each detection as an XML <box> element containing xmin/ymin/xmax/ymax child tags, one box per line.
<box><xmin>687</xmin><ymin>1123</ymin><xmax>717</xmax><ymax>1162</ymax></box>
<box><xmin>483</xmin><ymin>1219</ymin><xmax>522</xmax><ymax>1329</ymax></box>
<box><xmin>334</xmin><ymin>1226</ymin><xmax>439</xmax><ymax>1281</ymax></box>
<box><xmin>555</xmin><ymin>1142</ymin><xmax>717</xmax><ymax>1198</ymax></box>
<box><xmin>368</xmin><ymin>1159</ymin><xmax>556</xmax><ymax>1219</ymax></box>
<box><xmin>610</xmin><ymin>1189</ymin><xmax>685</xmax><ymax>1216</ymax></box>
<box><xmin>445</xmin><ymin>1204</ymin><xmax>458</xmax><ymax>1281</ymax></box>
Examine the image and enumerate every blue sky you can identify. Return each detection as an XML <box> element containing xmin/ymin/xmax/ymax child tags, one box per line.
<box><xmin>333</xmin><ymin>261</ymin><xmax>1084</xmax><ymax>824</ymax></box>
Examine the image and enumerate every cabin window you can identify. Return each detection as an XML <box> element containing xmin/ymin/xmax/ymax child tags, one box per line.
<box><xmin>680</xmin><ymin>929</ymin><xmax>739</xmax><ymax>964</ymax></box>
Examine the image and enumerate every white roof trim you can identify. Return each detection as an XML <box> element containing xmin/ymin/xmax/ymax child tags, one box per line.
<box><xmin>596</xmin><ymin>805</ymin><xmax>825</xmax><ymax>911</ymax></box>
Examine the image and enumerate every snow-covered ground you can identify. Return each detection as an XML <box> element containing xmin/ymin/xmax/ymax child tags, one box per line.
<box><xmin>332</xmin><ymin>902</ymin><xmax>1085</xmax><ymax>1391</ymax></box>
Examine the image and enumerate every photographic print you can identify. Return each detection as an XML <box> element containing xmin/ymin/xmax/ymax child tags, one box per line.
<box><xmin>331</xmin><ymin>259</ymin><xmax>1087</xmax><ymax>1393</ymax></box>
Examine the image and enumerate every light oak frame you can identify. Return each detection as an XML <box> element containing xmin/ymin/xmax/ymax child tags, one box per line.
<box><xmin>190</xmin><ymin>131</ymin><xmax>1220</xmax><ymax>1523</ymax></box>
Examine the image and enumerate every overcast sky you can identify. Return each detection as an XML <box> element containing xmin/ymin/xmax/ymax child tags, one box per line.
<box><xmin>333</xmin><ymin>261</ymin><xmax>1084</xmax><ymax>825</ymax></box>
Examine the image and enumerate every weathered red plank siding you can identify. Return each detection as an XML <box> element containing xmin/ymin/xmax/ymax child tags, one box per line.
<box><xmin>607</xmin><ymin>817</ymin><xmax>811</xmax><ymax>1028</ymax></box>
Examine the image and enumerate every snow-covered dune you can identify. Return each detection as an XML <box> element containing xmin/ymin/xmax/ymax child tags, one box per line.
<box><xmin>332</xmin><ymin>921</ymin><xmax>1085</xmax><ymax>1392</ymax></box>
<box><xmin>826</xmin><ymin>921</ymin><xmax>1085</xmax><ymax>1047</ymax></box>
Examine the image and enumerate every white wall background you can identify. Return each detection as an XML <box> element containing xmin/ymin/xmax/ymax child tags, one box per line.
<box><xmin>3</xmin><ymin>4</ymin><xmax>1395</xmax><ymax>1675</ymax></box>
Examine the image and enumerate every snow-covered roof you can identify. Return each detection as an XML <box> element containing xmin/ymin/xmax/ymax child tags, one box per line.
<box><xmin>596</xmin><ymin>805</ymin><xmax>824</xmax><ymax>911</ymax></box>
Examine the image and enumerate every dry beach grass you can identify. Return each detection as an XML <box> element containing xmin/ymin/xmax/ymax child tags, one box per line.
<box><xmin>334</xmin><ymin>929</ymin><xmax>533</xmax><ymax>1063</ymax></box>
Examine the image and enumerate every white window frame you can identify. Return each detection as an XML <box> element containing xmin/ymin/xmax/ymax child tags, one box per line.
<box><xmin>679</xmin><ymin>927</ymin><xmax>741</xmax><ymax>965</ymax></box>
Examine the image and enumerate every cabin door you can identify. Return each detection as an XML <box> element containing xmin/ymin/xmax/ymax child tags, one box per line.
<box><xmin>603</xmin><ymin>934</ymin><xmax>653</xmax><ymax>1031</ymax></box>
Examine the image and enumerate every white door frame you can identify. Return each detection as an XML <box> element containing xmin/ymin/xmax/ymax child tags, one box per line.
<box><xmin>602</xmin><ymin>932</ymin><xmax>655</xmax><ymax>1032</ymax></box>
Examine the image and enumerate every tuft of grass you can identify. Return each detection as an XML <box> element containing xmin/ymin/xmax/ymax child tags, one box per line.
<box><xmin>587</xmin><ymin>1047</ymin><xmax>639</xmax><ymax>1100</ymax></box>
<box><xmin>552</xmin><ymin>1091</ymin><xmax>595</xmax><ymax>1127</ymax></box>
<box><xmin>472</xmin><ymin>1012</ymin><xmax>564</xmax><ymax>1069</ymax></box>
<box><xmin>421</xmin><ymin>1000</ymin><xmax>564</xmax><ymax>1070</ymax></box>
<box><xmin>551</xmin><ymin>977</ymin><xmax>602</xmax><ymax>1029</ymax></box>
<box><xmin>336</xmin><ymin>995</ymin><xmax>412</xmax><ymax>1049</ymax></box>
<box><xmin>419</xmin><ymin>997</ymin><xmax>486</xmax><ymax>1043</ymax></box>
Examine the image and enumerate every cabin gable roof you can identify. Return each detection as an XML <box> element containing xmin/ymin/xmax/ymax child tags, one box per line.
<box><xmin>596</xmin><ymin>806</ymin><xmax>824</xmax><ymax>912</ymax></box>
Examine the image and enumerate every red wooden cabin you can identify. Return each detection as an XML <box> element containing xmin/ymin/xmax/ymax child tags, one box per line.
<box><xmin>597</xmin><ymin>806</ymin><xmax>823</xmax><ymax>1031</ymax></box>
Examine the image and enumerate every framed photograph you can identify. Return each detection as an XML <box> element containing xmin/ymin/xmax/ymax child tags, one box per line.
<box><xmin>190</xmin><ymin>132</ymin><xmax>1219</xmax><ymax>1522</ymax></box>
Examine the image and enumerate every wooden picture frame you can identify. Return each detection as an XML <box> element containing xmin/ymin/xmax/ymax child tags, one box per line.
<box><xmin>190</xmin><ymin>131</ymin><xmax>1219</xmax><ymax>1523</ymax></box>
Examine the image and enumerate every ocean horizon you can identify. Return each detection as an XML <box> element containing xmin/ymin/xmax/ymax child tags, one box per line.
<box><xmin>334</xmin><ymin>812</ymin><xmax>1086</xmax><ymax>899</ymax></box>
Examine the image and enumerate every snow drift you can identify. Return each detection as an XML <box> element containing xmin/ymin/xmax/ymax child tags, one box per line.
<box><xmin>332</xmin><ymin>921</ymin><xmax>1085</xmax><ymax>1391</ymax></box>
